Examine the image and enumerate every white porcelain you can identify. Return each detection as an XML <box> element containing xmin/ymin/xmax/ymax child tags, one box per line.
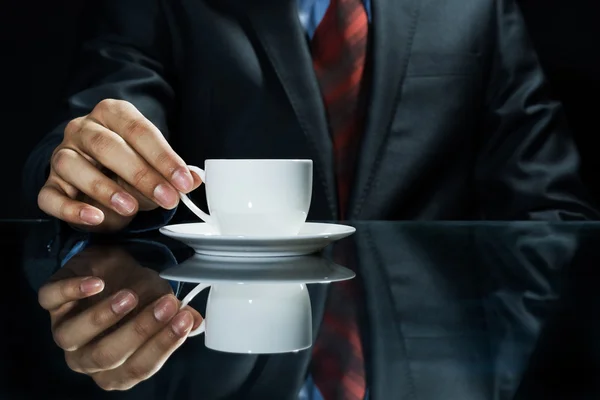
<box><xmin>180</xmin><ymin>282</ymin><xmax>312</xmax><ymax>354</ymax></box>
<box><xmin>159</xmin><ymin>254</ymin><xmax>355</xmax><ymax>284</ymax></box>
<box><xmin>159</xmin><ymin>222</ymin><xmax>356</xmax><ymax>257</ymax></box>
<box><xmin>179</xmin><ymin>159</ymin><xmax>313</xmax><ymax>236</ymax></box>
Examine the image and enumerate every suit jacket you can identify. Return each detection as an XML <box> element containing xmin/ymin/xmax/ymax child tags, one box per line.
<box><xmin>23</xmin><ymin>0</ymin><xmax>598</xmax><ymax>222</ymax></box>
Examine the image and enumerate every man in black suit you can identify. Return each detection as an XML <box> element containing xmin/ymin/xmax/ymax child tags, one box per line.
<box><xmin>24</xmin><ymin>0</ymin><xmax>597</xmax><ymax>232</ymax></box>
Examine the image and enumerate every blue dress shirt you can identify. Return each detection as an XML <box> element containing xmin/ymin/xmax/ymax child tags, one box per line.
<box><xmin>297</xmin><ymin>0</ymin><xmax>372</xmax><ymax>39</ymax></box>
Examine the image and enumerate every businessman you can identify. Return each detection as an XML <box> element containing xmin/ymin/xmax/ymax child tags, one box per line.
<box><xmin>25</xmin><ymin>0</ymin><xmax>597</xmax><ymax>231</ymax></box>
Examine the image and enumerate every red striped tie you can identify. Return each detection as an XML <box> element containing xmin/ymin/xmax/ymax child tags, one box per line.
<box><xmin>310</xmin><ymin>0</ymin><xmax>370</xmax><ymax>219</ymax></box>
<box><xmin>310</xmin><ymin>0</ymin><xmax>369</xmax><ymax>399</ymax></box>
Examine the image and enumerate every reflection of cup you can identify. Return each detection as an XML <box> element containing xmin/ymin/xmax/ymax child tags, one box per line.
<box><xmin>181</xmin><ymin>283</ymin><xmax>312</xmax><ymax>354</ymax></box>
<box><xmin>179</xmin><ymin>160</ymin><xmax>313</xmax><ymax>236</ymax></box>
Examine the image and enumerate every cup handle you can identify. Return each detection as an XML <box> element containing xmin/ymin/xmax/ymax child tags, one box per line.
<box><xmin>179</xmin><ymin>165</ymin><xmax>214</xmax><ymax>225</ymax></box>
<box><xmin>180</xmin><ymin>282</ymin><xmax>211</xmax><ymax>337</ymax></box>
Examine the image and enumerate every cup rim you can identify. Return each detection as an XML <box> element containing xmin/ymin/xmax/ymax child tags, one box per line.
<box><xmin>205</xmin><ymin>159</ymin><xmax>312</xmax><ymax>163</ymax></box>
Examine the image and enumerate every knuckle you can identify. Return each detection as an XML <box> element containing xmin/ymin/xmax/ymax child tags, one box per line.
<box><xmin>64</xmin><ymin>117</ymin><xmax>84</xmax><ymax>138</ymax></box>
<box><xmin>36</xmin><ymin>287</ymin><xmax>47</xmax><ymax>308</ymax></box>
<box><xmin>154</xmin><ymin>151</ymin><xmax>176</xmax><ymax>172</ymax></box>
<box><xmin>59</xmin><ymin>280</ymin><xmax>74</xmax><ymax>303</ymax></box>
<box><xmin>131</xmin><ymin>319</ymin><xmax>153</xmax><ymax>340</ymax></box>
<box><xmin>165</xmin><ymin>328</ymin><xmax>182</xmax><ymax>344</ymax></box>
<box><xmin>89</xmin><ymin>178</ymin><xmax>107</xmax><ymax>198</ymax></box>
<box><xmin>90</xmin><ymin>308</ymin><xmax>110</xmax><ymax>328</ymax></box>
<box><xmin>37</xmin><ymin>187</ymin><xmax>53</xmax><ymax>213</ymax></box>
<box><xmin>123</xmin><ymin>363</ymin><xmax>149</xmax><ymax>382</ymax></box>
<box><xmin>51</xmin><ymin>148</ymin><xmax>76</xmax><ymax>175</ymax></box>
<box><xmin>154</xmin><ymin>326</ymin><xmax>183</xmax><ymax>353</ymax></box>
<box><xmin>118</xmin><ymin>383</ymin><xmax>136</xmax><ymax>391</ymax></box>
<box><xmin>52</xmin><ymin>327</ymin><xmax>73</xmax><ymax>351</ymax></box>
<box><xmin>58</xmin><ymin>198</ymin><xmax>76</xmax><ymax>221</ymax></box>
<box><xmin>94</xmin><ymin>377</ymin><xmax>117</xmax><ymax>392</ymax></box>
<box><xmin>122</xmin><ymin>118</ymin><xmax>149</xmax><ymax>143</ymax></box>
<box><xmin>86</xmin><ymin>130</ymin><xmax>115</xmax><ymax>156</ymax></box>
<box><xmin>65</xmin><ymin>353</ymin><xmax>83</xmax><ymax>374</ymax></box>
<box><xmin>96</xmin><ymin>98</ymin><xmax>119</xmax><ymax>114</ymax></box>
<box><xmin>89</xmin><ymin>346</ymin><xmax>119</xmax><ymax>370</ymax></box>
<box><xmin>131</xmin><ymin>166</ymin><xmax>151</xmax><ymax>188</ymax></box>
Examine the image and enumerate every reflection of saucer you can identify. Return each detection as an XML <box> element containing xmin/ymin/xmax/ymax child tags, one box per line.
<box><xmin>159</xmin><ymin>254</ymin><xmax>355</xmax><ymax>284</ymax></box>
<box><xmin>159</xmin><ymin>222</ymin><xmax>356</xmax><ymax>257</ymax></box>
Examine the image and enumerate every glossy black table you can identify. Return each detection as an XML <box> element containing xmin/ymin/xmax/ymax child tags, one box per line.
<box><xmin>2</xmin><ymin>220</ymin><xmax>599</xmax><ymax>399</ymax></box>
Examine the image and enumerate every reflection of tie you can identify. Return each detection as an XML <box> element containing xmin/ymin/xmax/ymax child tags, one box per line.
<box><xmin>311</xmin><ymin>0</ymin><xmax>370</xmax><ymax>219</ymax></box>
<box><xmin>311</xmin><ymin>242</ymin><xmax>367</xmax><ymax>400</ymax></box>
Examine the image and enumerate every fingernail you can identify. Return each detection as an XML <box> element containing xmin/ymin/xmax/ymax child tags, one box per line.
<box><xmin>80</xmin><ymin>277</ymin><xmax>104</xmax><ymax>294</ymax></box>
<box><xmin>80</xmin><ymin>207</ymin><xmax>104</xmax><ymax>225</ymax></box>
<box><xmin>172</xmin><ymin>167</ymin><xmax>193</xmax><ymax>192</ymax></box>
<box><xmin>171</xmin><ymin>311</ymin><xmax>193</xmax><ymax>337</ymax></box>
<box><xmin>111</xmin><ymin>192</ymin><xmax>136</xmax><ymax>215</ymax></box>
<box><xmin>154</xmin><ymin>296</ymin><xmax>178</xmax><ymax>322</ymax></box>
<box><xmin>153</xmin><ymin>184</ymin><xmax>178</xmax><ymax>209</ymax></box>
<box><xmin>111</xmin><ymin>290</ymin><xmax>137</xmax><ymax>314</ymax></box>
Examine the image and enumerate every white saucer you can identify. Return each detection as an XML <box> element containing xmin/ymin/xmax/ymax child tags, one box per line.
<box><xmin>159</xmin><ymin>222</ymin><xmax>356</xmax><ymax>257</ymax></box>
<box><xmin>159</xmin><ymin>254</ymin><xmax>355</xmax><ymax>284</ymax></box>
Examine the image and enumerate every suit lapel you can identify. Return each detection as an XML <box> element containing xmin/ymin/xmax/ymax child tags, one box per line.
<box><xmin>246</xmin><ymin>2</ymin><xmax>338</xmax><ymax>219</ymax></box>
<box><xmin>349</xmin><ymin>0</ymin><xmax>422</xmax><ymax>218</ymax></box>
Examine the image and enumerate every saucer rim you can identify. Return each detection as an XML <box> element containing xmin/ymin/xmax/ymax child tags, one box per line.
<box><xmin>159</xmin><ymin>222</ymin><xmax>356</xmax><ymax>241</ymax></box>
<box><xmin>159</xmin><ymin>258</ymin><xmax>356</xmax><ymax>284</ymax></box>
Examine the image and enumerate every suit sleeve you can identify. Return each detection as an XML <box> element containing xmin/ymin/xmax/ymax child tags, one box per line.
<box><xmin>475</xmin><ymin>0</ymin><xmax>599</xmax><ymax>220</ymax></box>
<box><xmin>22</xmin><ymin>0</ymin><xmax>179</xmax><ymax>229</ymax></box>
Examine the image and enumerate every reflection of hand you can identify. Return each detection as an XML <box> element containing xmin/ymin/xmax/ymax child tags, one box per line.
<box><xmin>38</xmin><ymin>246</ymin><xmax>201</xmax><ymax>390</ymax></box>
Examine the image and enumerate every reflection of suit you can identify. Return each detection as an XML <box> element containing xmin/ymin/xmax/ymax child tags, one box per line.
<box><xmin>24</xmin><ymin>0</ymin><xmax>598</xmax><ymax>222</ymax></box>
<box><xmin>474</xmin><ymin>224</ymin><xmax>578</xmax><ymax>400</ymax></box>
<box><xmin>16</xmin><ymin>223</ymin><xmax>589</xmax><ymax>399</ymax></box>
<box><xmin>346</xmin><ymin>223</ymin><xmax>578</xmax><ymax>400</ymax></box>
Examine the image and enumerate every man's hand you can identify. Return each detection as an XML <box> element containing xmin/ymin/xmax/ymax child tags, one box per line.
<box><xmin>38</xmin><ymin>246</ymin><xmax>202</xmax><ymax>391</ymax></box>
<box><xmin>37</xmin><ymin>99</ymin><xmax>201</xmax><ymax>232</ymax></box>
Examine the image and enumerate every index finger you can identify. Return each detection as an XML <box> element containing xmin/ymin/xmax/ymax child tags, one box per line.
<box><xmin>39</xmin><ymin>276</ymin><xmax>105</xmax><ymax>311</ymax></box>
<box><xmin>90</xmin><ymin>99</ymin><xmax>194</xmax><ymax>193</ymax></box>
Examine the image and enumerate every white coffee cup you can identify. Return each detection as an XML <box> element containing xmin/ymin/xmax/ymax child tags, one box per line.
<box><xmin>179</xmin><ymin>159</ymin><xmax>313</xmax><ymax>236</ymax></box>
<box><xmin>181</xmin><ymin>282</ymin><xmax>312</xmax><ymax>354</ymax></box>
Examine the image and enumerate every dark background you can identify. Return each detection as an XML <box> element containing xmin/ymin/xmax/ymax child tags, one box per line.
<box><xmin>1</xmin><ymin>0</ymin><xmax>599</xmax><ymax>219</ymax></box>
